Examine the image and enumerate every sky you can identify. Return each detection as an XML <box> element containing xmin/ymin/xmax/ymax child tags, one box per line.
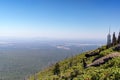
<box><xmin>0</xmin><ymin>0</ymin><xmax>120</xmax><ymax>40</ymax></box>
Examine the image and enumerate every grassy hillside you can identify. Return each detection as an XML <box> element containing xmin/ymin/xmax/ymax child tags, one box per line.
<box><xmin>28</xmin><ymin>44</ymin><xmax>120</xmax><ymax>80</ymax></box>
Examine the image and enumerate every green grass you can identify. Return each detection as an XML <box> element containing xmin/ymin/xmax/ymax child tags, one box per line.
<box><xmin>28</xmin><ymin>45</ymin><xmax>120</xmax><ymax>80</ymax></box>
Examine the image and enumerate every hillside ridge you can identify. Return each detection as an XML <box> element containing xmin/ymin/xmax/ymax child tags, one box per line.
<box><xmin>28</xmin><ymin>43</ymin><xmax>120</xmax><ymax>80</ymax></box>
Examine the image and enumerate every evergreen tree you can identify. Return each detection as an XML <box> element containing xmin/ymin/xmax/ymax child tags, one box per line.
<box><xmin>118</xmin><ymin>32</ymin><xmax>120</xmax><ymax>44</ymax></box>
<box><xmin>112</xmin><ymin>32</ymin><xmax>117</xmax><ymax>46</ymax></box>
<box><xmin>69</xmin><ymin>56</ymin><xmax>73</xmax><ymax>68</ymax></box>
<box><xmin>53</xmin><ymin>63</ymin><xmax>60</xmax><ymax>75</ymax></box>
<box><xmin>83</xmin><ymin>59</ymin><xmax>87</xmax><ymax>68</ymax></box>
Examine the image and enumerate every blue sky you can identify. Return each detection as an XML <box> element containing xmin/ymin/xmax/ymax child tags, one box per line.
<box><xmin>0</xmin><ymin>0</ymin><xmax>120</xmax><ymax>40</ymax></box>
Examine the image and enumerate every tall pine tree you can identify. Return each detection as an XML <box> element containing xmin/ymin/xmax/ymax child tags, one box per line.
<box><xmin>83</xmin><ymin>59</ymin><xmax>87</xmax><ymax>68</ymax></box>
<box><xmin>118</xmin><ymin>32</ymin><xmax>120</xmax><ymax>44</ymax></box>
<box><xmin>112</xmin><ymin>32</ymin><xmax>117</xmax><ymax>46</ymax></box>
<box><xmin>53</xmin><ymin>63</ymin><xmax>60</xmax><ymax>75</ymax></box>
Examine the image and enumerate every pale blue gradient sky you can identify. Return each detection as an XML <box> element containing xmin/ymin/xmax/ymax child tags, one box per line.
<box><xmin>0</xmin><ymin>0</ymin><xmax>120</xmax><ymax>40</ymax></box>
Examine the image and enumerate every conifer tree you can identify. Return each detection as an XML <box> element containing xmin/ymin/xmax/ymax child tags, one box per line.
<box><xmin>112</xmin><ymin>32</ymin><xmax>117</xmax><ymax>46</ymax></box>
<box><xmin>53</xmin><ymin>63</ymin><xmax>60</xmax><ymax>75</ymax></box>
<box><xmin>69</xmin><ymin>56</ymin><xmax>73</xmax><ymax>68</ymax></box>
<box><xmin>83</xmin><ymin>59</ymin><xmax>87</xmax><ymax>68</ymax></box>
<box><xmin>118</xmin><ymin>32</ymin><xmax>120</xmax><ymax>44</ymax></box>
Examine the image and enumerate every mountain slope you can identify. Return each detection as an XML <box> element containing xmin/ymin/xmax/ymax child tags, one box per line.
<box><xmin>28</xmin><ymin>44</ymin><xmax>120</xmax><ymax>80</ymax></box>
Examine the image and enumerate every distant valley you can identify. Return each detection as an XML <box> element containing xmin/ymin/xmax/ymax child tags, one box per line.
<box><xmin>0</xmin><ymin>40</ymin><xmax>102</xmax><ymax>80</ymax></box>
